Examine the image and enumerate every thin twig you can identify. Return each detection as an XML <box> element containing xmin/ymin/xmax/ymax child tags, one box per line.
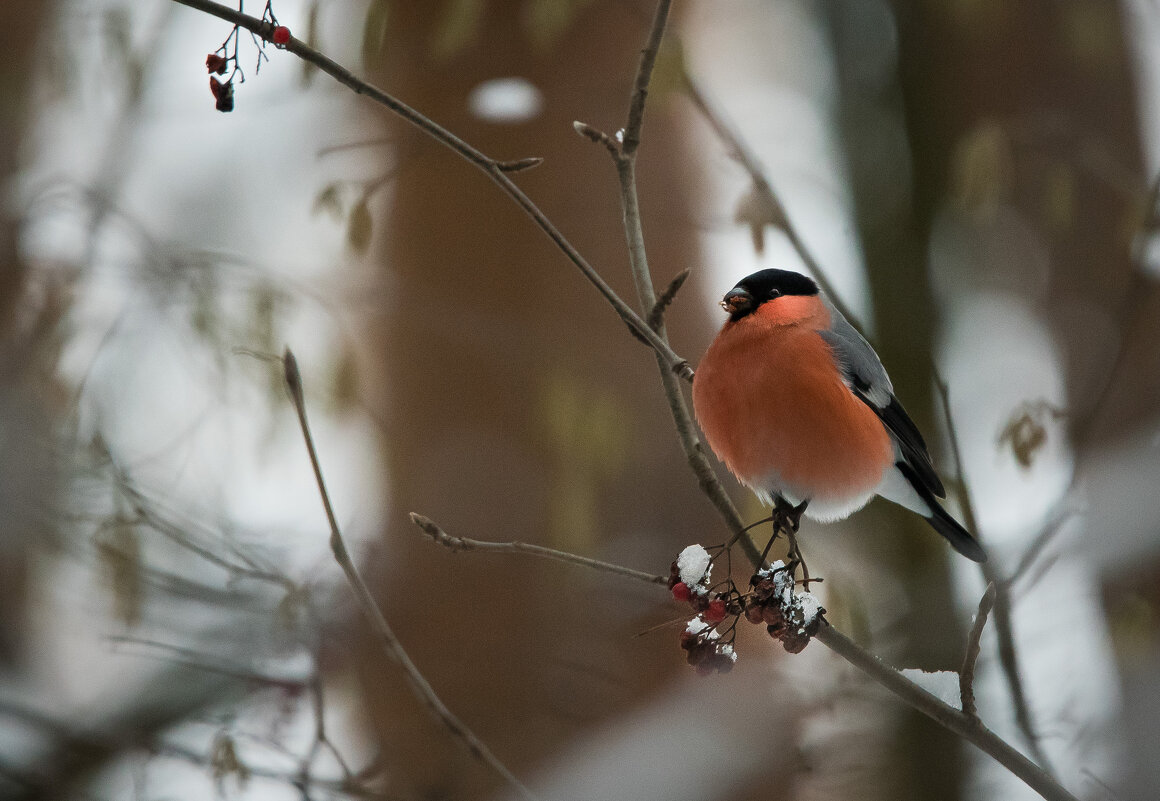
<box><xmin>621</xmin><ymin>0</ymin><xmax>672</xmax><ymax>158</ymax></box>
<box><xmin>935</xmin><ymin>374</ymin><xmax>1051</xmax><ymax>768</ymax></box>
<box><xmin>410</xmin><ymin>513</ymin><xmax>668</xmax><ymax>585</ymax></box>
<box><xmin>107</xmin><ymin>636</ymin><xmax>305</xmax><ymax>692</ymax></box>
<box><xmin>1006</xmin><ymin>501</ymin><xmax>1078</xmax><ymax>588</ymax></box>
<box><xmin>960</xmin><ymin>582</ymin><xmax>997</xmax><ymax>720</ymax></box>
<box><xmin>169</xmin><ymin>0</ymin><xmax>690</xmax><ymax>381</ymax></box>
<box><xmin>648</xmin><ymin>268</ymin><xmax>690</xmax><ymax>331</ymax></box>
<box><xmin>282</xmin><ymin>349</ymin><xmax>538</xmax><ymax>801</ymax></box>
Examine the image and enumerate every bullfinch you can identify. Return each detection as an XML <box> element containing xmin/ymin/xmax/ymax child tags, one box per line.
<box><xmin>691</xmin><ymin>268</ymin><xmax>987</xmax><ymax>563</ymax></box>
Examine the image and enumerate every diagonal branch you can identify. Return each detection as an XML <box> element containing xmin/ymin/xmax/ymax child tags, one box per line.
<box><xmin>282</xmin><ymin>349</ymin><xmax>537</xmax><ymax>801</ymax></box>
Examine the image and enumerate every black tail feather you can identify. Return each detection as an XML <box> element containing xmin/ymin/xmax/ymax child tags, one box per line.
<box><xmin>896</xmin><ymin>462</ymin><xmax>987</xmax><ymax>563</ymax></box>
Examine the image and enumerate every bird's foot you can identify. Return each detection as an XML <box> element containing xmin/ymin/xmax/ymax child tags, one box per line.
<box><xmin>773</xmin><ymin>497</ymin><xmax>808</xmax><ymax>534</ymax></box>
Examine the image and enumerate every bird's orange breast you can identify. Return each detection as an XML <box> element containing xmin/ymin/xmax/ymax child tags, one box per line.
<box><xmin>692</xmin><ymin>303</ymin><xmax>893</xmax><ymax>505</ymax></box>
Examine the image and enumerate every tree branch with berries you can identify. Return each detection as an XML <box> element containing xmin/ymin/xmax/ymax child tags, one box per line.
<box><xmin>169</xmin><ymin>2</ymin><xmax>1082</xmax><ymax>800</ymax></box>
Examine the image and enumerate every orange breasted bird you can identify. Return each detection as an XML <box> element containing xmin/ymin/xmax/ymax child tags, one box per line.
<box><xmin>692</xmin><ymin>268</ymin><xmax>987</xmax><ymax>562</ymax></box>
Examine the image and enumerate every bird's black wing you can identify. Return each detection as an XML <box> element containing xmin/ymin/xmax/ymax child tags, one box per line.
<box><xmin>817</xmin><ymin>302</ymin><xmax>946</xmax><ymax>499</ymax></box>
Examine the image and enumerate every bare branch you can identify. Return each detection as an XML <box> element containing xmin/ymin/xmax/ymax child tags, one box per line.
<box><xmin>410</xmin><ymin>513</ymin><xmax>668</xmax><ymax>585</ymax></box>
<box><xmin>282</xmin><ymin>349</ymin><xmax>538</xmax><ymax>801</ymax></box>
<box><xmin>621</xmin><ymin>0</ymin><xmax>673</xmax><ymax>156</ymax></box>
<box><xmin>960</xmin><ymin>582</ymin><xmax>997</xmax><ymax>720</ymax></box>
<box><xmin>572</xmin><ymin>121</ymin><xmax>620</xmax><ymax>155</ymax></box>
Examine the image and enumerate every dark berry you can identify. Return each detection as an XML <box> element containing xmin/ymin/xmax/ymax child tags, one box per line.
<box><xmin>272</xmin><ymin>26</ymin><xmax>291</xmax><ymax>45</ymax></box>
<box><xmin>209</xmin><ymin>77</ymin><xmax>234</xmax><ymax>112</ymax></box>
<box><xmin>703</xmin><ymin>599</ymin><xmax>727</xmax><ymax>624</ymax></box>
<box><xmin>206</xmin><ymin>53</ymin><xmax>227</xmax><ymax>74</ymax></box>
<box><xmin>671</xmin><ymin>582</ymin><xmax>691</xmax><ymax>603</ymax></box>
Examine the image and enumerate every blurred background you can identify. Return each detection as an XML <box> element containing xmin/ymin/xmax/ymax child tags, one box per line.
<box><xmin>1</xmin><ymin>0</ymin><xmax>1158</xmax><ymax>799</ymax></box>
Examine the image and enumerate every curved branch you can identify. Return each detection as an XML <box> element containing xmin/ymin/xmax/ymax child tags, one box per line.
<box><xmin>283</xmin><ymin>350</ymin><xmax>537</xmax><ymax>801</ymax></box>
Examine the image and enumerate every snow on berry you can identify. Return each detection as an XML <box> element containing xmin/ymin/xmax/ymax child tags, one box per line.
<box><xmin>794</xmin><ymin>591</ymin><xmax>822</xmax><ymax>632</ymax></box>
<box><xmin>744</xmin><ymin>561</ymin><xmax>825</xmax><ymax>653</ymax></box>
<box><xmin>685</xmin><ymin>618</ymin><xmax>713</xmax><ymax>638</ymax></box>
<box><xmin>676</xmin><ymin>544</ymin><xmax>711</xmax><ymax>586</ymax></box>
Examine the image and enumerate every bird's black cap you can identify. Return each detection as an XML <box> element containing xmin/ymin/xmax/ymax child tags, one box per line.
<box><xmin>722</xmin><ymin>269</ymin><xmax>818</xmax><ymax>321</ymax></box>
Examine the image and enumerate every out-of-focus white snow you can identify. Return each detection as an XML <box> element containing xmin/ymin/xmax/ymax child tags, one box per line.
<box><xmin>899</xmin><ymin>669</ymin><xmax>962</xmax><ymax>711</ymax></box>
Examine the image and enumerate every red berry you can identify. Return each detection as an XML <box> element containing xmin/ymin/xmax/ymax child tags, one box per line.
<box><xmin>671</xmin><ymin>582</ymin><xmax>691</xmax><ymax>603</ymax></box>
<box><xmin>704</xmin><ymin>599</ymin><xmax>728</xmax><ymax>624</ymax></box>
<box><xmin>272</xmin><ymin>26</ymin><xmax>291</xmax><ymax>45</ymax></box>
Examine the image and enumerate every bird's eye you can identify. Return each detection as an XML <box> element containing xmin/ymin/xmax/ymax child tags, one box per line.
<box><xmin>768</xmin><ymin>289</ymin><xmax>781</xmax><ymax>299</ymax></box>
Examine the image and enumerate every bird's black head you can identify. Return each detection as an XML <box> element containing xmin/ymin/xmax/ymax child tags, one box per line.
<box><xmin>721</xmin><ymin>269</ymin><xmax>818</xmax><ymax>321</ymax></box>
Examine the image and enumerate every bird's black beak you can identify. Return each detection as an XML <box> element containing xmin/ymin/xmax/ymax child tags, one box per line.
<box><xmin>720</xmin><ymin>287</ymin><xmax>753</xmax><ymax>316</ymax></box>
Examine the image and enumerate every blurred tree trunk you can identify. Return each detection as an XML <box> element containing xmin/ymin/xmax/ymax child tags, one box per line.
<box><xmin>825</xmin><ymin>0</ymin><xmax>1144</xmax><ymax>799</ymax></box>
<box><xmin>354</xmin><ymin>3</ymin><xmax>741</xmax><ymax>798</ymax></box>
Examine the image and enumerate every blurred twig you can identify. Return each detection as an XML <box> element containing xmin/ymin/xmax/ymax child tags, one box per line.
<box><xmin>683</xmin><ymin>75</ymin><xmax>862</xmax><ymax>331</ymax></box>
<box><xmin>411</xmin><ymin>513</ymin><xmax>668</xmax><ymax>585</ymax></box>
<box><xmin>282</xmin><ymin>349</ymin><xmax>538</xmax><ymax>801</ymax></box>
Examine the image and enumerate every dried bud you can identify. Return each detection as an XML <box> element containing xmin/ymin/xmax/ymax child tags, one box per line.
<box><xmin>209</xmin><ymin>77</ymin><xmax>235</xmax><ymax>113</ymax></box>
<box><xmin>206</xmin><ymin>53</ymin><xmax>227</xmax><ymax>75</ymax></box>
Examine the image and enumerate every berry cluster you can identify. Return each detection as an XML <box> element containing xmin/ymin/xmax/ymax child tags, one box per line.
<box><xmin>202</xmin><ymin>2</ymin><xmax>288</xmax><ymax>113</ymax></box>
<box><xmin>744</xmin><ymin>563</ymin><xmax>823</xmax><ymax>654</ymax></box>
<box><xmin>668</xmin><ymin>546</ymin><xmax>826</xmax><ymax>671</ymax></box>
<box><xmin>667</xmin><ymin>545</ymin><xmax>741</xmax><ymax>674</ymax></box>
